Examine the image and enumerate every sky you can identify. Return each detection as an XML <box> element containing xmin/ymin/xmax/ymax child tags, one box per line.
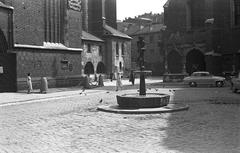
<box><xmin>117</xmin><ymin>0</ymin><xmax>168</xmax><ymax>21</ymax></box>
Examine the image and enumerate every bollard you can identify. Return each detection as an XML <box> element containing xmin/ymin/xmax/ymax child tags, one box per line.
<box><xmin>84</xmin><ymin>76</ymin><xmax>91</xmax><ymax>89</ymax></box>
<box><xmin>98</xmin><ymin>74</ymin><xmax>104</xmax><ymax>86</ymax></box>
<box><xmin>40</xmin><ymin>77</ymin><xmax>48</xmax><ymax>93</ymax></box>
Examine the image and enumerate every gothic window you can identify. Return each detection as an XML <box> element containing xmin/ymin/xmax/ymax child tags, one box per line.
<box><xmin>234</xmin><ymin>0</ymin><xmax>240</xmax><ymax>26</ymax></box>
<box><xmin>45</xmin><ymin>0</ymin><xmax>64</xmax><ymax>43</ymax></box>
<box><xmin>191</xmin><ymin>0</ymin><xmax>205</xmax><ymax>29</ymax></box>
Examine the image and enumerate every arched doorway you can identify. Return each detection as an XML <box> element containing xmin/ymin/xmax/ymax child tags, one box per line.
<box><xmin>0</xmin><ymin>29</ymin><xmax>8</xmax><ymax>53</ymax></box>
<box><xmin>167</xmin><ymin>51</ymin><xmax>182</xmax><ymax>73</ymax></box>
<box><xmin>84</xmin><ymin>62</ymin><xmax>94</xmax><ymax>75</ymax></box>
<box><xmin>96</xmin><ymin>62</ymin><xmax>105</xmax><ymax>74</ymax></box>
<box><xmin>186</xmin><ymin>49</ymin><xmax>206</xmax><ymax>74</ymax></box>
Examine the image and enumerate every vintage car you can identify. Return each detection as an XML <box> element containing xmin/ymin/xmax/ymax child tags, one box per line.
<box><xmin>231</xmin><ymin>73</ymin><xmax>240</xmax><ymax>93</ymax></box>
<box><xmin>183</xmin><ymin>71</ymin><xmax>225</xmax><ymax>87</ymax></box>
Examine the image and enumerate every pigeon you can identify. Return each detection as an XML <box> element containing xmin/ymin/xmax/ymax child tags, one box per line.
<box><xmin>155</xmin><ymin>88</ymin><xmax>158</xmax><ymax>91</ymax></box>
<box><xmin>99</xmin><ymin>99</ymin><xmax>103</xmax><ymax>103</ymax></box>
<box><xmin>79</xmin><ymin>87</ymin><xmax>85</xmax><ymax>95</ymax></box>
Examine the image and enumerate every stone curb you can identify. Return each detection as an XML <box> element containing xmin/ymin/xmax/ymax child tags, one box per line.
<box><xmin>97</xmin><ymin>104</ymin><xmax>189</xmax><ymax>114</ymax></box>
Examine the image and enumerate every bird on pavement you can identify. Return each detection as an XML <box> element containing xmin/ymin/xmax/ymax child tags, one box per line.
<box><xmin>79</xmin><ymin>87</ymin><xmax>86</xmax><ymax>95</ymax></box>
<box><xmin>99</xmin><ymin>99</ymin><xmax>103</xmax><ymax>103</ymax></box>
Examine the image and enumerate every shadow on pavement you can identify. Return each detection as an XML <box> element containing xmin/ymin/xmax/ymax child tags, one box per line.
<box><xmin>160</xmin><ymin>88</ymin><xmax>240</xmax><ymax>153</ymax></box>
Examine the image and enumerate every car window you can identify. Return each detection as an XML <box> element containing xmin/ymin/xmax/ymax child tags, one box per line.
<box><xmin>200</xmin><ymin>73</ymin><xmax>209</xmax><ymax>77</ymax></box>
<box><xmin>191</xmin><ymin>72</ymin><xmax>210</xmax><ymax>77</ymax></box>
<box><xmin>191</xmin><ymin>73</ymin><xmax>198</xmax><ymax>76</ymax></box>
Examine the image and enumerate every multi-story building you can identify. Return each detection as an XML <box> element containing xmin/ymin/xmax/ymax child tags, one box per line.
<box><xmin>81</xmin><ymin>31</ymin><xmax>104</xmax><ymax>76</ymax></box>
<box><xmin>163</xmin><ymin>0</ymin><xmax>240</xmax><ymax>78</ymax></box>
<box><xmin>82</xmin><ymin>0</ymin><xmax>132</xmax><ymax>78</ymax></box>
<box><xmin>118</xmin><ymin>14</ymin><xmax>165</xmax><ymax>75</ymax></box>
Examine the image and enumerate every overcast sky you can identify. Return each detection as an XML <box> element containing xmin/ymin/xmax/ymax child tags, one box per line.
<box><xmin>117</xmin><ymin>0</ymin><xmax>168</xmax><ymax>21</ymax></box>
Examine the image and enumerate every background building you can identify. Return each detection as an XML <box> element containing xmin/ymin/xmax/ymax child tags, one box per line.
<box><xmin>82</xmin><ymin>0</ymin><xmax>132</xmax><ymax>78</ymax></box>
<box><xmin>163</xmin><ymin>0</ymin><xmax>240</xmax><ymax>78</ymax></box>
<box><xmin>81</xmin><ymin>31</ymin><xmax>105</xmax><ymax>77</ymax></box>
<box><xmin>118</xmin><ymin>13</ymin><xmax>165</xmax><ymax>76</ymax></box>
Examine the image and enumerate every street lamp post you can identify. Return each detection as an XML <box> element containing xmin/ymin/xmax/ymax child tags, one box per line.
<box><xmin>137</xmin><ymin>37</ymin><xmax>146</xmax><ymax>96</ymax></box>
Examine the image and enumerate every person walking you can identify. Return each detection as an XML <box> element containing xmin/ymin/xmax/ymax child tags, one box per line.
<box><xmin>27</xmin><ymin>73</ymin><xmax>33</xmax><ymax>94</ymax></box>
<box><xmin>116</xmin><ymin>72</ymin><xmax>122</xmax><ymax>91</ymax></box>
<box><xmin>129</xmin><ymin>70</ymin><xmax>135</xmax><ymax>85</ymax></box>
<box><xmin>110</xmin><ymin>72</ymin><xmax>113</xmax><ymax>82</ymax></box>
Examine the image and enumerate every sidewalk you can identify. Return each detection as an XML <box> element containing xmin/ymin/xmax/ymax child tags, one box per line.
<box><xmin>0</xmin><ymin>77</ymin><xmax>178</xmax><ymax>106</ymax></box>
<box><xmin>0</xmin><ymin>87</ymin><xmax>106</xmax><ymax>106</ymax></box>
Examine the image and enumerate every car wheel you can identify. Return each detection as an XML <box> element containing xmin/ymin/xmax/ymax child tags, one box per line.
<box><xmin>216</xmin><ymin>81</ymin><xmax>223</xmax><ymax>87</ymax></box>
<box><xmin>189</xmin><ymin>82</ymin><xmax>197</xmax><ymax>87</ymax></box>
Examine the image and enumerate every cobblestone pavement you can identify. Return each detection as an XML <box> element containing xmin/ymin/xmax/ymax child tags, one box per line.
<box><xmin>0</xmin><ymin>85</ymin><xmax>239</xmax><ymax>153</ymax></box>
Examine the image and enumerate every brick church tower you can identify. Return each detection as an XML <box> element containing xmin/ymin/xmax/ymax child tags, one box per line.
<box><xmin>82</xmin><ymin>0</ymin><xmax>117</xmax><ymax>37</ymax></box>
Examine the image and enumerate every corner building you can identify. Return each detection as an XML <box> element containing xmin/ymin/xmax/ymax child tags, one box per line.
<box><xmin>82</xmin><ymin>0</ymin><xmax>132</xmax><ymax>78</ymax></box>
<box><xmin>1</xmin><ymin>0</ymin><xmax>83</xmax><ymax>90</ymax></box>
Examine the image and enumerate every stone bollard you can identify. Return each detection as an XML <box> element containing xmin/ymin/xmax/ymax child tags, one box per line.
<box><xmin>98</xmin><ymin>74</ymin><xmax>104</xmax><ymax>86</ymax></box>
<box><xmin>40</xmin><ymin>77</ymin><xmax>48</xmax><ymax>93</ymax></box>
<box><xmin>84</xmin><ymin>76</ymin><xmax>91</xmax><ymax>89</ymax></box>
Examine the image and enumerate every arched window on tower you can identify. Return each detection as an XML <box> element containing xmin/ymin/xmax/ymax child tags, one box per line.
<box><xmin>116</xmin><ymin>42</ymin><xmax>119</xmax><ymax>56</ymax></box>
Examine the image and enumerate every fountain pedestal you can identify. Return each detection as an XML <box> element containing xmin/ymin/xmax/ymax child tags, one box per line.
<box><xmin>97</xmin><ymin>37</ymin><xmax>189</xmax><ymax>114</ymax></box>
<box><xmin>117</xmin><ymin>70</ymin><xmax>170</xmax><ymax>109</ymax></box>
<box><xmin>117</xmin><ymin>93</ymin><xmax>170</xmax><ymax>108</ymax></box>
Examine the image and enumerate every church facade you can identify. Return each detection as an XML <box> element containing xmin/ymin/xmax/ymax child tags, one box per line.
<box><xmin>164</xmin><ymin>0</ymin><xmax>240</xmax><ymax>78</ymax></box>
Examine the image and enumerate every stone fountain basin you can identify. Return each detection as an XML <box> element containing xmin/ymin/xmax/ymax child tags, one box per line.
<box><xmin>117</xmin><ymin>93</ymin><xmax>170</xmax><ymax>108</ymax></box>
